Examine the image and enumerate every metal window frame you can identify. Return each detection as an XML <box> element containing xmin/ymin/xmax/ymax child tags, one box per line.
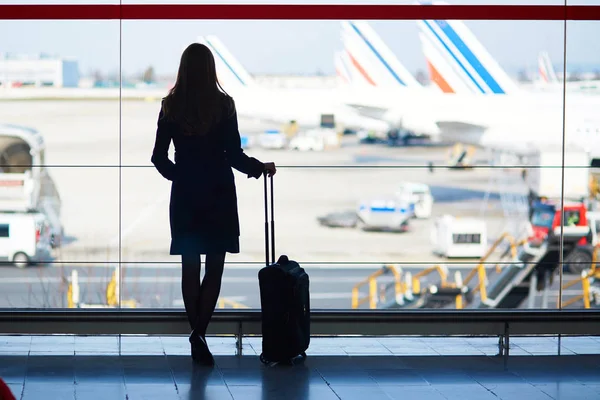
<box><xmin>1</xmin><ymin>6</ymin><xmax>599</xmax><ymax>368</ymax></box>
<box><xmin>2</xmin><ymin>309</ymin><xmax>599</xmax><ymax>365</ymax></box>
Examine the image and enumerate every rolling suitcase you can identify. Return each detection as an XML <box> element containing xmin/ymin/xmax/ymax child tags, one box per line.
<box><xmin>258</xmin><ymin>173</ymin><xmax>310</xmax><ymax>364</ymax></box>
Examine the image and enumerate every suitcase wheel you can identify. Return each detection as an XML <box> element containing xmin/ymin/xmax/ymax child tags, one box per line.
<box><xmin>259</xmin><ymin>353</ymin><xmax>270</xmax><ymax>365</ymax></box>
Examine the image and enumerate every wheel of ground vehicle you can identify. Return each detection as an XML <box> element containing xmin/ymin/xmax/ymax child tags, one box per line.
<box><xmin>12</xmin><ymin>252</ymin><xmax>30</xmax><ymax>269</ymax></box>
<box><xmin>565</xmin><ymin>247</ymin><xmax>593</xmax><ymax>275</ymax></box>
<box><xmin>399</xmin><ymin>220</ymin><xmax>410</xmax><ymax>232</ymax></box>
<box><xmin>356</xmin><ymin>218</ymin><xmax>367</xmax><ymax>231</ymax></box>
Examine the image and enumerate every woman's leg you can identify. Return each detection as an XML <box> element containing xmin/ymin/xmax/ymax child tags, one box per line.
<box><xmin>181</xmin><ymin>254</ymin><xmax>202</xmax><ymax>330</ymax></box>
<box><xmin>193</xmin><ymin>252</ymin><xmax>226</xmax><ymax>338</ymax></box>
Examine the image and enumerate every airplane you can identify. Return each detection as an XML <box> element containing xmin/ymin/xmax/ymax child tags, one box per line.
<box><xmin>335</xmin><ymin>21</ymin><xmax>443</xmax><ymax>136</ymax></box>
<box><xmin>339</xmin><ymin>20</ymin><xmax>423</xmax><ymax>90</ymax></box>
<box><xmin>334</xmin><ymin>51</ymin><xmax>352</xmax><ymax>85</ymax></box>
<box><xmin>415</xmin><ymin>7</ymin><xmax>600</xmax><ymax>161</ymax></box>
<box><xmin>533</xmin><ymin>51</ymin><xmax>600</xmax><ymax>95</ymax></box>
<box><xmin>197</xmin><ymin>35</ymin><xmax>391</xmax><ymax>133</ymax></box>
<box><xmin>538</xmin><ymin>51</ymin><xmax>559</xmax><ymax>86</ymax></box>
<box><xmin>338</xmin><ymin>8</ymin><xmax>600</xmax><ymax>164</ymax></box>
<box><xmin>340</xmin><ymin>18</ymin><xmax>506</xmax><ymax>96</ymax></box>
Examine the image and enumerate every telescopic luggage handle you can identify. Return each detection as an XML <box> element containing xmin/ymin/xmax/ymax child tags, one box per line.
<box><xmin>264</xmin><ymin>172</ymin><xmax>275</xmax><ymax>267</ymax></box>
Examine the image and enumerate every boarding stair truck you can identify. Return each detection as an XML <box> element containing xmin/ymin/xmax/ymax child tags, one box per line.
<box><xmin>391</xmin><ymin>264</ymin><xmax>468</xmax><ymax>309</ymax></box>
<box><xmin>350</xmin><ymin>264</ymin><xmax>468</xmax><ymax>310</ymax></box>
<box><xmin>461</xmin><ymin>216</ymin><xmax>595</xmax><ymax>309</ymax></box>
<box><xmin>0</xmin><ymin>124</ymin><xmax>63</xmax><ymax>249</ymax></box>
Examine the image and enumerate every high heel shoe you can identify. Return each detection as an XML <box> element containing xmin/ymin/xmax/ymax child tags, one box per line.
<box><xmin>189</xmin><ymin>332</ymin><xmax>214</xmax><ymax>366</ymax></box>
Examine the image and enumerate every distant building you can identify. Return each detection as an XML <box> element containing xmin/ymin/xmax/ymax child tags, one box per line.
<box><xmin>0</xmin><ymin>53</ymin><xmax>79</xmax><ymax>88</ymax></box>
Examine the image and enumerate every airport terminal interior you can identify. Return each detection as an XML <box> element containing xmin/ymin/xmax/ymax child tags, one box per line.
<box><xmin>1</xmin><ymin>2</ymin><xmax>600</xmax><ymax>399</ymax></box>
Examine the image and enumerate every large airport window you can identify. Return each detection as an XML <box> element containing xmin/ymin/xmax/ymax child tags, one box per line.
<box><xmin>0</xmin><ymin>2</ymin><xmax>598</xmax><ymax>318</ymax></box>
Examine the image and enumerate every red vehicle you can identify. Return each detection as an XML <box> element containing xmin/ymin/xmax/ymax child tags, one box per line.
<box><xmin>529</xmin><ymin>201</ymin><xmax>589</xmax><ymax>246</ymax></box>
<box><xmin>529</xmin><ymin>200</ymin><xmax>594</xmax><ymax>274</ymax></box>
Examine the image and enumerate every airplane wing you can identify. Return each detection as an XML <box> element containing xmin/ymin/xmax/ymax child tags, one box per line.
<box><xmin>434</xmin><ymin>121</ymin><xmax>488</xmax><ymax>148</ymax></box>
<box><xmin>436</xmin><ymin>121</ymin><xmax>488</xmax><ymax>134</ymax></box>
<box><xmin>344</xmin><ymin>103</ymin><xmax>390</xmax><ymax>121</ymax></box>
<box><xmin>435</xmin><ymin>120</ymin><xmax>548</xmax><ymax>158</ymax></box>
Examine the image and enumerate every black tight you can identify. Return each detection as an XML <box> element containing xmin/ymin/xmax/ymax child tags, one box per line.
<box><xmin>181</xmin><ymin>253</ymin><xmax>226</xmax><ymax>338</ymax></box>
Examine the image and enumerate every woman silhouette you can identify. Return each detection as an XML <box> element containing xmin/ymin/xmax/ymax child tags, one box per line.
<box><xmin>151</xmin><ymin>43</ymin><xmax>276</xmax><ymax>366</ymax></box>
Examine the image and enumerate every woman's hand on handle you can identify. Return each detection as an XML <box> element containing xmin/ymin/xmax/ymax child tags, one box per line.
<box><xmin>264</xmin><ymin>162</ymin><xmax>277</xmax><ymax>177</ymax></box>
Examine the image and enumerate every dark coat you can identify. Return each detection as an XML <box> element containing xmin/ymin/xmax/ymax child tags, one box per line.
<box><xmin>151</xmin><ymin>100</ymin><xmax>264</xmax><ymax>255</ymax></box>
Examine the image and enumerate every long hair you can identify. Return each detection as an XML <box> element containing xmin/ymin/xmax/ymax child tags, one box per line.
<box><xmin>162</xmin><ymin>43</ymin><xmax>232</xmax><ymax>135</ymax></box>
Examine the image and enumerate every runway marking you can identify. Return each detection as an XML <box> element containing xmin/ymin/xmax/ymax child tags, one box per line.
<box><xmin>171</xmin><ymin>292</ymin><xmax>354</xmax><ymax>305</ymax></box>
<box><xmin>172</xmin><ymin>296</ymin><xmax>248</xmax><ymax>306</ymax></box>
<box><xmin>309</xmin><ymin>292</ymin><xmax>354</xmax><ymax>299</ymax></box>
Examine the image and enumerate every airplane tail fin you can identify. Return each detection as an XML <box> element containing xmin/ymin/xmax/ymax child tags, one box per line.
<box><xmin>334</xmin><ymin>51</ymin><xmax>352</xmax><ymax>85</ymax></box>
<box><xmin>538</xmin><ymin>51</ymin><xmax>558</xmax><ymax>84</ymax></box>
<box><xmin>416</xmin><ymin>1</ymin><xmax>518</xmax><ymax>94</ymax></box>
<box><xmin>340</xmin><ymin>20</ymin><xmax>421</xmax><ymax>89</ymax></box>
<box><xmin>198</xmin><ymin>35</ymin><xmax>256</xmax><ymax>91</ymax></box>
<box><xmin>419</xmin><ymin>32</ymin><xmax>458</xmax><ymax>93</ymax></box>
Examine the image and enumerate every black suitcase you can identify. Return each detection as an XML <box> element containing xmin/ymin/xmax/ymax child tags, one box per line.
<box><xmin>258</xmin><ymin>173</ymin><xmax>310</xmax><ymax>364</ymax></box>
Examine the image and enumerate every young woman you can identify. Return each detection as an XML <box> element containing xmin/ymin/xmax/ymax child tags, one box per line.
<box><xmin>151</xmin><ymin>43</ymin><xmax>276</xmax><ymax>366</ymax></box>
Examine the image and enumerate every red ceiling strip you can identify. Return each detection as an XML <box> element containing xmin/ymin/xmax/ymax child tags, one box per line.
<box><xmin>1</xmin><ymin>4</ymin><xmax>599</xmax><ymax>21</ymax></box>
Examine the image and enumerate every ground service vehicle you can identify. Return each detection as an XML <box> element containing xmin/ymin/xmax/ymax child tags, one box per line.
<box><xmin>396</xmin><ymin>182</ymin><xmax>433</xmax><ymax>219</ymax></box>
<box><xmin>356</xmin><ymin>197</ymin><xmax>413</xmax><ymax>232</ymax></box>
<box><xmin>258</xmin><ymin>129</ymin><xmax>287</xmax><ymax>149</ymax></box>
<box><xmin>529</xmin><ymin>200</ymin><xmax>595</xmax><ymax>274</ymax></box>
<box><xmin>0</xmin><ymin>124</ymin><xmax>63</xmax><ymax>248</ymax></box>
<box><xmin>0</xmin><ymin>211</ymin><xmax>52</xmax><ymax>268</ymax></box>
<box><xmin>431</xmin><ymin>215</ymin><xmax>487</xmax><ymax>258</ymax></box>
<box><xmin>524</xmin><ymin>149</ymin><xmax>589</xmax><ymax>203</ymax></box>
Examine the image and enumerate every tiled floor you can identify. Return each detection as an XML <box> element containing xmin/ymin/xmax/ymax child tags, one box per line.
<box><xmin>1</xmin><ymin>335</ymin><xmax>600</xmax><ymax>399</ymax></box>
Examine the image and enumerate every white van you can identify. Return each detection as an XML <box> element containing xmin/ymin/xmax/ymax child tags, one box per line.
<box><xmin>0</xmin><ymin>212</ymin><xmax>52</xmax><ymax>268</ymax></box>
<box><xmin>258</xmin><ymin>129</ymin><xmax>287</xmax><ymax>149</ymax></box>
<box><xmin>431</xmin><ymin>215</ymin><xmax>487</xmax><ymax>258</ymax></box>
<box><xmin>357</xmin><ymin>197</ymin><xmax>413</xmax><ymax>232</ymax></box>
<box><xmin>288</xmin><ymin>131</ymin><xmax>325</xmax><ymax>152</ymax></box>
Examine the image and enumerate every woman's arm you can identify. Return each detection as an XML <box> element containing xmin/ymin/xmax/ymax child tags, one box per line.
<box><xmin>223</xmin><ymin>108</ymin><xmax>265</xmax><ymax>179</ymax></box>
<box><xmin>151</xmin><ymin>108</ymin><xmax>178</xmax><ymax>181</ymax></box>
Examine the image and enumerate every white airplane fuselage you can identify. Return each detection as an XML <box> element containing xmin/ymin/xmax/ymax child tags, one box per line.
<box><xmin>347</xmin><ymin>86</ymin><xmax>600</xmax><ymax>159</ymax></box>
<box><xmin>225</xmin><ymin>85</ymin><xmax>393</xmax><ymax>132</ymax></box>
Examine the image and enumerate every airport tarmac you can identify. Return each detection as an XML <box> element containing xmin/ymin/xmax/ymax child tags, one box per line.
<box><xmin>0</xmin><ymin>262</ymin><xmax>584</xmax><ymax>309</ymax></box>
<box><xmin>0</xmin><ymin>100</ymin><xmax>586</xmax><ymax>310</ymax></box>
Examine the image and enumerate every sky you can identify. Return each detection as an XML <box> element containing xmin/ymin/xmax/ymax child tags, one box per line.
<box><xmin>1</xmin><ymin>0</ymin><xmax>600</xmax><ymax>77</ymax></box>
